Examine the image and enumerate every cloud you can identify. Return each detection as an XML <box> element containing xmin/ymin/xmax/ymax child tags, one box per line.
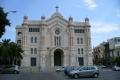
<box><xmin>91</xmin><ymin>21</ymin><xmax>119</xmax><ymax>33</ymax></box>
<box><xmin>83</xmin><ymin>0</ymin><xmax>97</xmax><ymax>10</ymax></box>
<box><xmin>116</xmin><ymin>9</ymin><xmax>120</xmax><ymax>17</ymax></box>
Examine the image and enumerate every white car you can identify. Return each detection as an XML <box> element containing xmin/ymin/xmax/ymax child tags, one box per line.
<box><xmin>101</xmin><ymin>65</ymin><xmax>106</xmax><ymax>69</ymax></box>
<box><xmin>56</xmin><ymin>67</ymin><xmax>65</xmax><ymax>72</ymax></box>
<box><xmin>113</xmin><ymin>65</ymin><xmax>120</xmax><ymax>71</ymax></box>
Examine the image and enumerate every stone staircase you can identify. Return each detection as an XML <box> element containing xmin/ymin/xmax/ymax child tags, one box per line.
<box><xmin>20</xmin><ymin>66</ymin><xmax>62</xmax><ymax>73</ymax></box>
<box><xmin>45</xmin><ymin>66</ymin><xmax>62</xmax><ymax>72</ymax></box>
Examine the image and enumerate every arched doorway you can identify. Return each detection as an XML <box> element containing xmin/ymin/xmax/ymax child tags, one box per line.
<box><xmin>54</xmin><ymin>49</ymin><xmax>63</xmax><ymax>66</ymax></box>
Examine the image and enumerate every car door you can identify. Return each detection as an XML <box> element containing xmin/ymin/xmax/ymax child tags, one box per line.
<box><xmin>78</xmin><ymin>66</ymin><xmax>88</xmax><ymax>77</ymax></box>
<box><xmin>87</xmin><ymin>67</ymin><xmax>94</xmax><ymax>76</ymax></box>
<box><xmin>4</xmin><ymin>66</ymin><xmax>11</xmax><ymax>73</ymax></box>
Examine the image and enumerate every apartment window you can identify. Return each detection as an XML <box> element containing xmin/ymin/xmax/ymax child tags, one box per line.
<box><xmin>117</xmin><ymin>52</ymin><xmax>119</xmax><ymax>56</ymax></box>
<box><xmin>112</xmin><ymin>51</ymin><xmax>114</xmax><ymax>57</ymax></box>
<box><xmin>96</xmin><ymin>55</ymin><xmax>98</xmax><ymax>59</ymax></box>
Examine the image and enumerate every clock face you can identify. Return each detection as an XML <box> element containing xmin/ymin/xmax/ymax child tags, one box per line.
<box><xmin>55</xmin><ymin>29</ymin><xmax>60</xmax><ymax>35</ymax></box>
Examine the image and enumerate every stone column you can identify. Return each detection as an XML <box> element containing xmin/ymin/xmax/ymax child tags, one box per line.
<box><xmin>40</xmin><ymin>52</ymin><xmax>46</xmax><ymax>71</ymax></box>
<box><xmin>87</xmin><ymin>52</ymin><xmax>93</xmax><ymax>65</ymax></box>
<box><xmin>64</xmin><ymin>55</ymin><xmax>67</xmax><ymax>66</ymax></box>
<box><xmin>51</xmin><ymin>55</ymin><xmax>54</xmax><ymax>66</ymax></box>
<box><xmin>70</xmin><ymin>53</ymin><xmax>76</xmax><ymax>66</ymax></box>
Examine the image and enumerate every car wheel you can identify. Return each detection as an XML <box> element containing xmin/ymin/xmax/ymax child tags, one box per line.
<box><xmin>0</xmin><ymin>70</ymin><xmax>3</xmax><ymax>74</ymax></box>
<box><xmin>65</xmin><ymin>72</ymin><xmax>67</xmax><ymax>75</ymax></box>
<box><xmin>14</xmin><ymin>70</ymin><xmax>18</xmax><ymax>74</ymax></box>
<box><xmin>93</xmin><ymin>73</ymin><xmax>98</xmax><ymax>78</ymax></box>
<box><xmin>57</xmin><ymin>70</ymin><xmax>60</xmax><ymax>72</ymax></box>
<box><xmin>74</xmin><ymin>74</ymin><xmax>79</xmax><ymax>79</ymax></box>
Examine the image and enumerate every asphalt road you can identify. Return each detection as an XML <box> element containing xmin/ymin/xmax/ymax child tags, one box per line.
<box><xmin>0</xmin><ymin>69</ymin><xmax>120</xmax><ymax>80</ymax></box>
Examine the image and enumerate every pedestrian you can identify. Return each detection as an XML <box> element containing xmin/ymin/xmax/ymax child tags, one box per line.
<box><xmin>30</xmin><ymin>67</ymin><xmax>33</xmax><ymax>73</ymax></box>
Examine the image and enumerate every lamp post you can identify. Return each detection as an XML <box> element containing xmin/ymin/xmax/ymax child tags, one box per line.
<box><xmin>39</xmin><ymin>52</ymin><xmax>41</xmax><ymax>72</ymax></box>
<box><xmin>6</xmin><ymin>11</ymin><xmax>17</xmax><ymax>14</ymax></box>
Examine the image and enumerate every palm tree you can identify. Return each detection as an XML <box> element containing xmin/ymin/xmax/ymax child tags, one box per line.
<box><xmin>0</xmin><ymin>39</ymin><xmax>24</xmax><ymax>66</ymax></box>
<box><xmin>0</xmin><ymin>42</ymin><xmax>2</xmax><ymax>65</ymax></box>
<box><xmin>0</xmin><ymin>39</ymin><xmax>11</xmax><ymax>65</ymax></box>
<box><xmin>9</xmin><ymin>42</ymin><xmax>24</xmax><ymax>65</ymax></box>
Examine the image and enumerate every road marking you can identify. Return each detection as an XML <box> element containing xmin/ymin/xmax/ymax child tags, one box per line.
<box><xmin>102</xmin><ymin>70</ymin><xmax>112</xmax><ymax>71</ymax></box>
<box><xmin>52</xmin><ymin>73</ymin><xmax>67</xmax><ymax>80</ymax></box>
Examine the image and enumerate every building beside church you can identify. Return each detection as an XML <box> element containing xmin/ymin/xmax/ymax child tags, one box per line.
<box><xmin>15</xmin><ymin>6</ymin><xmax>93</xmax><ymax>68</ymax></box>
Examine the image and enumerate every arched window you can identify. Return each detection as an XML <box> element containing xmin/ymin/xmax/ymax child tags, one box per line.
<box><xmin>77</xmin><ymin>29</ymin><xmax>79</xmax><ymax>33</ymax></box>
<box><xmin>77</xmin><ymin>38</ymin><xmax>79</xmax><ymax>44</ymax></box>
<box><xmin>35</xmin><ymin>37</ymin><xmax>37</xmax><ymax>43</ymax></box>
<box><xmin>31</xmin><ymin>48</ymin><xmax>33</xmax><ymax>54</ymax></box>
<box><xmin>81</xmin><ymin>48</ymin><xmax>83</xmax><ymax>54</ymax></box>
<box><xmin>78</xmin><ymin>48</ymin><xmax>80</xmax><ymax>54</ymax></box>
<box><xmin>58</xmin><ymin>37</ymin><xmax>61</xmax><ymax>46</ymax></box>
<box><xmin>30</xmin><ymin>28</ymin><xmax>32</xmax><ymax>32</ymax></box>
<box><xmin>54</xmin><ymin>36</ymin><xmax>61</xmax><ymax>46</ymax></box>
<box><xmin>81</xmin><ymin>38</ymin><xmax>83</xmax><ymax>44</ymax></box>
<box><xmin>34</xmin><ymin>48</ymin><xmax>37</xmax><ymax>54</ymax></box>
<box><xmin>31</xmin><ymin>37</ymin><xmax>33</xmax><ymax>43</ymax></box>
<box><xmin>54</xmin><ymin>36</ymin><xmax>56</xmax><ymax>46</ymax></box>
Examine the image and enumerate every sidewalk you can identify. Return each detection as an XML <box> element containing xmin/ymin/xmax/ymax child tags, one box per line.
<box><xmin>20</xmin><ymin>66</ymin><xmax>60</xmax><ymax>73</ymax></box>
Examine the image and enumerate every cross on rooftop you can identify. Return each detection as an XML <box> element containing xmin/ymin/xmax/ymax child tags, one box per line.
<box><xmin>55</xmin><ymin>6</ymin><xmax>59</xmax><ymax>11</ymax></box>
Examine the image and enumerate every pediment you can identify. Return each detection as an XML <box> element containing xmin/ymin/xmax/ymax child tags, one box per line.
<box><xmin>46</xmin><ymin>13</ymin><xmax>69</xmax><ymax>27</ymax></box>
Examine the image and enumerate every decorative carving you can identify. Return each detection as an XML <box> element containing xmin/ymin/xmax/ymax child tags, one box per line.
<box><xmin>55</xmin><ymin>28</ymin><xmax>60</xmax><ymax>35</ymax></box>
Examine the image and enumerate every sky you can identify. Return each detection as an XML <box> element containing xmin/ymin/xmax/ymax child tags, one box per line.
<box><xmin>0</xmin><ymin>0</ymin><xmax>120</xmax><ymax>47</ymax></box>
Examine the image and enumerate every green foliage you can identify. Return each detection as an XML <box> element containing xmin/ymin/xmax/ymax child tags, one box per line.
<box><xmin>113</xmin><ymin>56</ymin><xmax>120</xmax><ymax>66</ymax></box>
<box><xmin>0</xmin><ymin>7</ymin><xmax>10</xmax><ymax>38</ymax></box>
<box><xmin>0</xmin><ymin>39</ymin><xmax>24</xmax><ymax>65</ymax></box>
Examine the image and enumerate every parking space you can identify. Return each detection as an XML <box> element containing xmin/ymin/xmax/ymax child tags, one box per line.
<box><xmin>53</xmin><ymin>69</ymin><xmax>120</xmax><ymax>80</ymax></box>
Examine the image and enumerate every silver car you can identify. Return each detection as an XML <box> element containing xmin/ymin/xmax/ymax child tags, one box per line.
<box><xmin>0</xmin><ymin>65</ymin><xmax>20</xmax><ymax>74</ymax></box>
<box><xmin>68</xmin><ymin>66</ymin><xmax>99</xmax><ymax>79</ymax></box>
<box><xmin>112</xmin><ymin>65</ymin><xmax>120</xmax><ymax>71</ymax></box>
<box><xmin>56</xmin><ymin>66</ymin><xmax>65</xmax><ymax>72</ymax></box>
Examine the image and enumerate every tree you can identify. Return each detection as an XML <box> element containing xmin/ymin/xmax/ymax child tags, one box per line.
<box><xmin>114</xmin><ymin>56</ymin><xmax>120</xmax><ymax>66</ymax></box>
<box><xmin>0</xmin><ymin>39</ymin><xmax>24</xmax><ymax>66</ymax></box>
<box><xmin>0</xmin><ymin>39</ymin><xmax>11</xmax><ymax>65</ymax></box>
<box><xmin>0</xmin><ymin>7</ymin><xmax>10</xmax><ymax>38</ymax></box>
<box><xmin>9</xmin><ymin>42</ymin><xmax>23</xmax><ymax>65</ymax></box>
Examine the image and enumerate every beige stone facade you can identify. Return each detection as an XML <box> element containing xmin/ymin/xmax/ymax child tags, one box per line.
<box><xmin>15</xmin><ymin>7</ymin><xmax>93</xmax><ymax>67</ymax></box>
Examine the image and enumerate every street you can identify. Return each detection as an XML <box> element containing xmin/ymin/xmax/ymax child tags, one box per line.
<box><xmin>0</xmin><ymin>69</ymin><xmax>120</xmax><ymax>80</ymax></box>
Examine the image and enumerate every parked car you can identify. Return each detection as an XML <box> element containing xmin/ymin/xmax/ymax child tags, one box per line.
<box><xmin>112</xmin><ymin>65</ymin><xmax>120</xmax><ymax>71</ymax></box>
<box><xmin>101</xmin><ymin>65</ymin><xmax>106</xmax><ymax>69</ymax></box>
<box><xmin>56</xmin><ymin>66</ymin><xmax>65</xmax><ymax>72</ymax></box>
<box><xmin>68</xmin><ymin>66</ymin><xmax>99</xmax><ymax>79</ymax></box>
<box><xmin>64</xmin><ymin>66</ymin><xmax>79</xmax><ymax>75</ymax></box>
<box><xmin>0</xmin><ymin>65</ymin><xmax>20</xmax><ymax>74</ymax></box>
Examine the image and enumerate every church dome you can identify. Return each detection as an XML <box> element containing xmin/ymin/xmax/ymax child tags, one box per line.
<box><xmin>41</xmin><ymin>15</ymin><xmax>45</xmax><ymax>19</ymax></box>
<box><xmin>24</xmin><ymin>15</ymin><xmax>28</xmax><ymax>19</ymax></box>
<box><xmin>85</xmin><ymin>17</ymin><xmax>89</xmax><ymax>21</ymax></box>
<box><xmin>69</xmin><ymin>16</ymin><xmax>73</xmax><ymax>21</ymax></box>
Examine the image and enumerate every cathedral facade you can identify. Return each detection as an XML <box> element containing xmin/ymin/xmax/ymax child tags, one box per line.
<box><xmin>15</xmin><ymin>7</ymin><xmax>93</xmax><ymax>67</ymax></box>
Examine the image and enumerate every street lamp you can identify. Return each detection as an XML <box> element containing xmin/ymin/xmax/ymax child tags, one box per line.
<box><xmin>6</xmin><ymin>11</ymin><xmax>17</xmax><ymax>14</ymax></box>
